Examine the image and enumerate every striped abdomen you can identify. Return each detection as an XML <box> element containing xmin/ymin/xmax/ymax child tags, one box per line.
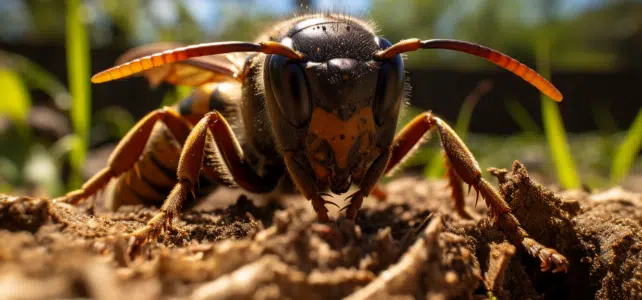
<box><xmin>103</xmin><ymin>81</ymin><xmax>241</xmax><ymax>210</ymax></box>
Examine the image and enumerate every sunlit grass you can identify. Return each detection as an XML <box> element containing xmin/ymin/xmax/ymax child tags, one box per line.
<box><xmin>611</xmin><ymin>108</ymin><xmax>642</xmax><ymax>184</ymax></box>
<box><xmin>537</xmin><ymin>36</ymin><xmax>580</xmax><ymax>189</ymax></box>
<box><xmin>66</xmin><ymin>0</ymin><xmax>91</xmax><ymax>189</ymax></box>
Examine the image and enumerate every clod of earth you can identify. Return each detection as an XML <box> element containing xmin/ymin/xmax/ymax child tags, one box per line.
<box><xmin>1</xmin><ymin>161</ymin><xmax>641</xmax><ymax>299</ymax></box>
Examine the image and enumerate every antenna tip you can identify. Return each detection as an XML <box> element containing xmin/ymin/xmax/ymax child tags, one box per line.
<box><xmin>549</xmin><ymin>89</ymin><xmax>563</xmax><ymax>102</ymax></box>
<box><xmin>91</xmin><ymin>71</ymin><xmax>110</xmax><ymax>84</ymax></box>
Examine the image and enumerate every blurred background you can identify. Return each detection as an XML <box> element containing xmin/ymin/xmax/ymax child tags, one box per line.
<box><xmin>0</xmin><ymin>0</ymin><xmax>641</xmax><ymax>198</ymax></box>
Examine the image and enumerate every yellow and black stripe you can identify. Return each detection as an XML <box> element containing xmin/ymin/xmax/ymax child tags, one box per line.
<box><xmin>104</xmin><ymin>81</ymin><xmax>242</xmax><ymax>210</ymax></box>
<box><xmin>178</xmin><ymin>81</ymin><xmax>240</xmax><ymax>124</ymax></box>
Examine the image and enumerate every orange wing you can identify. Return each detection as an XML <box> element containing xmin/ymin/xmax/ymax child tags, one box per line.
<box><xmin>114</xmin><ymin>42</ymin><xmax>249</xmax><ymax>87</ymax></box>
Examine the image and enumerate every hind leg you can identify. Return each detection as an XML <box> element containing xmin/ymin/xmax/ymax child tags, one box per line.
<box><xmin>54</xmin><ymin>107</ymin><xmax>192</xmax><ymax>205</ymax></box>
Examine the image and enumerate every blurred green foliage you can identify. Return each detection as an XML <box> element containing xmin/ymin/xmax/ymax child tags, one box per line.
<box><xmin>0</xmin><ymin>52</ymin><xmax>71</xmax><ymax>196</ymax></box>
<box><xmin>0</xmin><ymin>69</ymin><xmax>30</xmax><ymax>133</ymax></box>
<box><xmin>537</xmin><ymin>33</ymin><xmax>580</xmax><ymax>189</ymax></box>
<box><xmin>0</xmin><ymin>50</ymin><xmax>71</xmax><ymax>109</ymax></box>
<box><xmin>0</xmin><ymin>0</ymin><xmax>640</xmax><ymax>196</ymax></box>
<box><xmin>2</xmin><ymin>0</ymin><xmax>640</xmax><ymax>70</ymax></box>
<box><xmin>371</xmin><ymin>0</ymin><xmax>633</xmax><ymax>70</ymax></box>
<box><xmin>94</xmin><ymin>107</ymin><xmax>136</xmax><ymax>140</ymax></box>
<box><xmin>66</xmin><ymin>0</ymin><xmax>92</xmax><ymax>189</ymax></box>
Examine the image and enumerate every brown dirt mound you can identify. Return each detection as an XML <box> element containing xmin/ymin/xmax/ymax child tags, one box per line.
<box><xmin>1</xmin><ymin>161</ymin><xmax>641</xmax><ymax>299</ymax></box>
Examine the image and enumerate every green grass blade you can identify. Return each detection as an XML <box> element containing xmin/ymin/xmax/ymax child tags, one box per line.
<box><xmin>541</xmin><ymin>99</ymin><xmax>580</xmax><ymax>188</ymax></box>
<box><xmin>610</xmin><ymin>107</ymin><xmax>642</xmax><ymax>184</ymax></box>
<box><xmin>0</xmin><ymin>69</ymin><xmax>31</xmax><ymax>128</ymax></box>
<box><xmin>66</xmin><ymin>0</ymin><xmax>91</xmax><ymax>189</ymax></box>
<box><xmin>537</xmin><ymin>38</ymin><xmax>580</xmax><ymax>189</ymax></box>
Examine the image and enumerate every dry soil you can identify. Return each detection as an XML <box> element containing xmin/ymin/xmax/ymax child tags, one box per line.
<box><xmin>1</xmin><ymin>161</ymin><xmax>642</xmax><ymax>299</ymax></box>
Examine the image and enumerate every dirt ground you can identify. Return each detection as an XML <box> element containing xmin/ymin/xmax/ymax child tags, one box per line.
<box><xmin>1</xmin><ymin>161</ymin><xmax>642</xmax><ymax>300</ymax></box>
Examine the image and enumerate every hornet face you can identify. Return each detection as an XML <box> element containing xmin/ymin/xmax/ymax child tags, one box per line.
<box><xmin>263</xmin><ymin>17</ymin><xmax>405</xmax><ymax>194</ymax></box>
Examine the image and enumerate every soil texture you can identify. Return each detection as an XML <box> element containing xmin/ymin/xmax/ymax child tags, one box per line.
<box><xmin>1</xmin><ymin>161</ymin><xmax>641</xmax><ymax>299</ymax></box>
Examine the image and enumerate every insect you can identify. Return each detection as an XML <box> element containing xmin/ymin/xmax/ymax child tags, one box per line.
<box><xmin>56</xmin><ymin>14</ymin><xmax>567</xmax><ymax>272</ymax></box>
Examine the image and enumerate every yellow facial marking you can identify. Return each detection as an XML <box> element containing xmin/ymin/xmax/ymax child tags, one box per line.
<box><xmin>306</xmin><ymin>107</ymin><xmax>376</xmax><ymax>169</ymax></box>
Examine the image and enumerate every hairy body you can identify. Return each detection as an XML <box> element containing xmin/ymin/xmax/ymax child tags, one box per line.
<box><xmin>58</xmin><ymin>13</ymin><xmax>568</xmax><ymax>273</ymax></box>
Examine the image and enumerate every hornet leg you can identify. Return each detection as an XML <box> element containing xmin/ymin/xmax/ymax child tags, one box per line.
<box><xmin>383</xmin><ymin>112</ymin><xmax>469</xmax><ymax>218</ymax></box>
<box><xmin>383</xmin><ymin>111</ymin><xmax>568</xmax><ymax>273</ymax></box>
<box><xmin>444</xmin><ymin>152</ymin><xmax>473</xmax><ymax>219</ymax></box>
<box><xmin>54</xmin><ymin>107</ymin><xmax>192</xmax><ymax>204</ymax></box>
<box><xmin>129</xmin><ymin>111</ymin><xmax>280</xmax><ymax>241</ymax></box>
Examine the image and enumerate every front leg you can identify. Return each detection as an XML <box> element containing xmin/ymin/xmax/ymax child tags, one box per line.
<box><xmin>386</xmin><ymin>111</ymin><xmax>568</xmax><ymax>273</ymax></box>
<box><xmin>385</xmin><ymin>112</ymin><xmax>470</xmax><ymax>218</ymax></box>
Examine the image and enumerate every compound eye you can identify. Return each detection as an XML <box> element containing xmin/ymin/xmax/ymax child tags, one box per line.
<box><xmin>374</xmin><ymin>37</ymin><xmax>405</xmax><ymax>126</ymax></box>
<box><xmin>269</xmin><ymin>55</ymin><xmax>312</xmax><ymax>128</ymax></box>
